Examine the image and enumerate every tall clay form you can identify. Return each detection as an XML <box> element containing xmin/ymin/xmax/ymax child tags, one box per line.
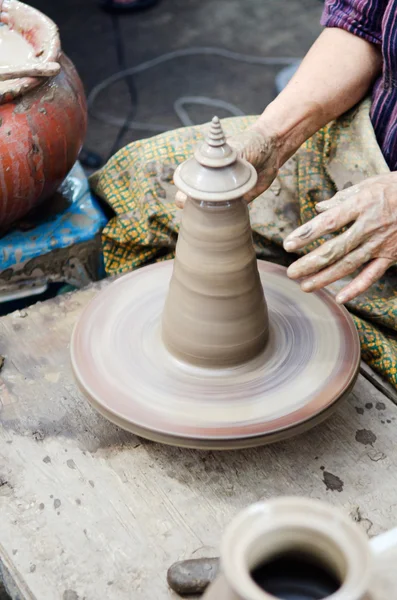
<box><xmin>162</xmin><ymin>117</ymin><xmax>269</xmax><ymax>367</ymax></box>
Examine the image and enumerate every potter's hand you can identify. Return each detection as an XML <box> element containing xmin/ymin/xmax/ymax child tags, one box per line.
<box><xmin>283</xmin><ymin>173</ymin><xmax>397</xmax><ymax>304</ymax></box>
<box><xmin>175</xmin><ymin>127</ymin><xmax>278</xmax><ymax>209</ymax></box>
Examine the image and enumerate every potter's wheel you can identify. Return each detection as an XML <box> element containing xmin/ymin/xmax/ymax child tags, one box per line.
<box><xmin>71</xmin><ymin>260</ymin><xmax>360</xmax><ymax>449</ymax></box>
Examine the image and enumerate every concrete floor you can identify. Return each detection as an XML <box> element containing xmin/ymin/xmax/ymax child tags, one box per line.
<box><xmin>29</xmin><ymin>0</ymin><xmax>323</xmax><ymax>164</ymax></box>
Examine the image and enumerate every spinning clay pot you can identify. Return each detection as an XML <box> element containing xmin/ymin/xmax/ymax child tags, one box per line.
<box><xmin>203</xmin><ymin>497</ymin><xmax>372</xmax><ymax>600</ymax></box>
<box><xmin>0</xmin><ymin>0</ymin><xmax>87</xmax><ymax>230</ymax></box>
<box><xmin>162</xmin><ymin>116</ymin><xmax>269</xmax><ymax>367</ymax></box>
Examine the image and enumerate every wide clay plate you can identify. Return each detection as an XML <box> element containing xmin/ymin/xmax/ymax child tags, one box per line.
<box><xmin>71</xmin><ymin>260</ymin><xmax>360</xmax><ymax>450</ymax></box>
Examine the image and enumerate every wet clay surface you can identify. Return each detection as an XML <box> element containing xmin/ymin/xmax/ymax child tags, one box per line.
<box><xmin>0</xmin><ymin>26</ymin><xmax>35</xmax><ymax>93</ymax></box>
<box><xmin>0</xmin><ymin>26</ymin><xmax>35</xmax><ymax>66</ymax></box>
<box><xmin>162</xmin><ymin>197</ymin><xmax>268</xmax><ymax>367</ymax></box>
<box><xmin>162</xmin><ymin>117</ymin><xmax>266</xmax><ymax>367</ymax></box>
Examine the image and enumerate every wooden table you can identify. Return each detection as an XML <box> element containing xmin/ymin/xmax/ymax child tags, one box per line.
<box><xmin>1</xmin><ymin>281</ymin><xmax>397</xmax><ymax>599</ymax></box>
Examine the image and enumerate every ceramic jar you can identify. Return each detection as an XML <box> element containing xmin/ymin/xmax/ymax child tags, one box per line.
<box><xmin>0</xmin><ymin>1</ymin><xmax>87</xmax><ymax>231</ymax></box>
<box><xmin>203</xmin><ymin>497</ymin><xmax>372</xmax><ymax>600</ymax></box>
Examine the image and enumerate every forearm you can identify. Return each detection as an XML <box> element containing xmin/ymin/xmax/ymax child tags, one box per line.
<box><xmin>255</xmin><ymin>28</ymin><xmax>382</xmax><ymax>166</ymax></box>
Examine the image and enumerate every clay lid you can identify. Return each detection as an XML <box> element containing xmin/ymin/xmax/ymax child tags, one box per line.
<box><xmin>173</xmin><ymin>116</ymin><xmax>257</xmax><ymax>202</ymax></box>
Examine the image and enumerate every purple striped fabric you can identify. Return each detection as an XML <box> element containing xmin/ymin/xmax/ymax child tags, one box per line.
<box><xmin>322</xmin><ymin>0</ymin><xmax>397</xmax><ymax>170</ymax></box>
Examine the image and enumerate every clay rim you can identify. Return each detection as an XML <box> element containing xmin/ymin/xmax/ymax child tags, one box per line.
<box><xmin>220</xmin><ymin>498</ymin><xmax>372</xmax><ymax>600</ymax></box>
<box><xmin>70</xmin><ymin>261</ymin><xmax>361</xmax><ymax>441</ymax></box>
<box><xmin>173</xmin><ymin>158</ymin><xmax>258</xmax><ymax>202</ymax></box>
<box><xmin>0</xmin><ymin>0</ymin><xmax>60</xmax><ymax>104</ymax></box>
<box><xmin>71</xmin><ymin>374</ymin><xmax>356</xmax><ymax>450</ymax></box>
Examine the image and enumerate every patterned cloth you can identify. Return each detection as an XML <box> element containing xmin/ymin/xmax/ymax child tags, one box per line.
<box><xmin>90</xmin><ymin>99</ymin><xmax>397</xmax><ymax>389</ymax></box>
<box><xmin>322</xmin><ymin>0</ymin><xmax>397</xmax><ymax>171</ymax></box>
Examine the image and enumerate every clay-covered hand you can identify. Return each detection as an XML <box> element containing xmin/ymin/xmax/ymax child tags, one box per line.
<box><xmin>283</xmin><ymin>172</ymin><xmax>397</xmax><ymax>303</ymax></box>
<box><xmin>175</xmin><ymin>126</ymin><xmax>278</xmax><ymax>208</ymax></box>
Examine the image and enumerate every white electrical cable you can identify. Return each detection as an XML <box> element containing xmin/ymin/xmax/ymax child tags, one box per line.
<box><xmin>87</xmin><ymin>46</ymin><xmax>301</xmax><ymax>132</ymax></box>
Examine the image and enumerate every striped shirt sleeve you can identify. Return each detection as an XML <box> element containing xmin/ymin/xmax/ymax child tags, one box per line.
<box><xmin>321</xmin><ymin>0</ymin><xmax>388</xmax><ymax>45</ymax></box>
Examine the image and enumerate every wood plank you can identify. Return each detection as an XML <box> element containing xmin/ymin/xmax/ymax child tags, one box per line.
<box><xmin>360</xmin><ymin>361</ymin><xmax>397</xmax><ymax>405</ymax></box>
<box><xmin>1</xmin><ymin>283</ymin><xmax>397</xmax><ymax>599</ymax></box>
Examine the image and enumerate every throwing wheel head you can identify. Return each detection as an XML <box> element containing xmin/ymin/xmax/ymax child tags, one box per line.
<box><xmin>71</xmin><ymin>261</ymin><xmax>360</xmax><ymax>449</ymax></box>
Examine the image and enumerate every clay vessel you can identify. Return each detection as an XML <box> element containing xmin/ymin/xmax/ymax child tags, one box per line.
<box><xmin>162</xmin><ymin>117</ymin><xmax>268</xmax><ymax>367</ymax></box>
<box><xmin>0</xmin><ymin>1</ymin><xmax>87</xmax><ymax>231</ymax></box>
<box><xmin>203</xmin><ymin>497</ymin><xmax>372</xmax><ymax>600</ymax></box>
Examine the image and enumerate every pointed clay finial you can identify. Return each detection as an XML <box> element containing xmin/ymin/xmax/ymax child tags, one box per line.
<box><xmin>206</xmin><ymin>116</ymin><xmax>226</xmax><ymax>147</ymax></box>
<box><xmin>173</xmin><ymin>115</ymin><xmax>257</xmax><ymax>202</ymax></box>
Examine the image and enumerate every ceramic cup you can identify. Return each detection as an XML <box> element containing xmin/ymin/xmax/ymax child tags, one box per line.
<box><xmin>203</xmin><ymin>497</ymin><xmax>372</xmax><ymax>600</ymax></box>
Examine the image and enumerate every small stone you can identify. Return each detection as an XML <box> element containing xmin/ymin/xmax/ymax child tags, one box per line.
<box><xmin>167</xmin><ymin>558</ymin><xmax>220</xmax><ymax>596</ymax></box>
<box><xmin>63</xmin><ymin>591</ymin><xmax>79</xmax><ymax>600</ymax></box>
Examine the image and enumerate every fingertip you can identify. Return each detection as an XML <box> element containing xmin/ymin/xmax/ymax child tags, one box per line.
<box><xmin>286</xmin><ymin>265</ymin><xmax>298</xmax><ymax>280</ymax></box>
<box><xmin>175</xmin><ymin>191</ymin><xmax>187</xmax><ymax>209</ymax></box>
<box><xmin>300</xmin><ymin>280</ymin><xmax>315</xmax><ymax>292</ymax></box>
<box><xmin>284</xmin><ymin>240</ymin><xmax>297</xmax><ymax>252</ymax></box>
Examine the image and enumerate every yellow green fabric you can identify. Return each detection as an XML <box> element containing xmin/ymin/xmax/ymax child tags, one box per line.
<box><xmin>90</xmin><ymin>99</ymin><xmax>397</xmax><ymax>389</ymax></box>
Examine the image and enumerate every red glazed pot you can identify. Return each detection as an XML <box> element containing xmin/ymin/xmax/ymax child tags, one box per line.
<box><xmin>0</xmin><ymin>0</ymin><xmax>87</xmax><ymax>230</ymax></box>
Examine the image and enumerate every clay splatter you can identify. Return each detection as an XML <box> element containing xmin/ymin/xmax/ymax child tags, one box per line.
<box><xmin>53</xmin><ymin>499</ymin><xmax>61</xmax><ymax>510</ymax></box>
<box><xmin>365</xmin><ymin>402</ymin><xmax>373</xmax><ymax>410</ymax></box>
<box><xmin>355</xmin><ymin>429</ymin><xmax>377</xmax><ymax>446</ymax></box>
<box><xmin>355</xmin><ymin>406</ymin><xmax>364</xmax><ymax>415</ymax></box>
<box><xmin>43</xmin><ymin>456</ymin><xmax>51</xmax><ymax>464</ymax></box>
<box><xmin>368</xmin><ymin>451</ymin><xmax>386</xmax><ymax>462</ymax></box>
<box><xmin>67</xmin><ymin>459</ymin><xmax>76</xmax><ymax>470</ymax></box>
<box><xmin>322</xmin><ymin>471</ymin><xmax>344</xmax><ymax>493</ymax></box>
<box><xmin>376</xmin><ymin>402</ymin><xmax>386</xmax><ymax>411</ymax></box>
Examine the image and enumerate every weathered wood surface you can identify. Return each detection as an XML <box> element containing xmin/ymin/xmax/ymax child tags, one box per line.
<box><xmin>360</xmin><ymin>361</ymin><xmax>397</xmax><ymax>405</ymax></box>
<box><xmin>1</xmin><ymin>282</ymin><xmax>397</xmax><ymax>599</ymax></box>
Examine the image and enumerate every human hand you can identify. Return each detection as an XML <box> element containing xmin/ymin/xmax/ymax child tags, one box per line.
<box><xmin>175</xmin><ymin>126</ymin><xmax>278</xmax><ymax>208</ymax></box>
<box><xmin>283</xmin><ymin>173</ymin><xmax>397</xmax><ymax>304</ymax></box>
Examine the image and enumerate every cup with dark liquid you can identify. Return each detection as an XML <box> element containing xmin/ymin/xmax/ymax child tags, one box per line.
<box><xmin>203</xmin><ymin>497</ymin><xmax>372</xmax><ymax>600</ymax></box>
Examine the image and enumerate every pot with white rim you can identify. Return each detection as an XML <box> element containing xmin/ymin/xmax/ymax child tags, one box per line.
<box><xmin>203</xmin><ymin>497</ymin><xmax>372</xmax><ymax>600</ymax></box>
<box><xmin>0</xmin><ymin>0</ymin><xmax>87</xmax><ymax>231</ymax></box>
